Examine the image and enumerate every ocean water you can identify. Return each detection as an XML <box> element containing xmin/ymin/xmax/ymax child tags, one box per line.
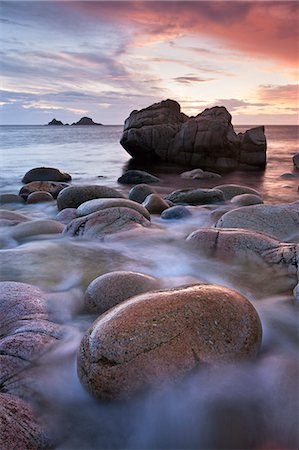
<box><xmin>0</xmin><ymin>124</ymin><xmax>299</xmax><ymax>449</ymax></box>
<box><xmin>1</xmin><ymin>124</ymin><xmax>298</xmax><ymax>203</ymax></box>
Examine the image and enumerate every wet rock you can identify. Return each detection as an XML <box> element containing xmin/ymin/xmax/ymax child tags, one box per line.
<box><xmin>293</xmin><ymin>153</ymin><xmax>299</xmax><ymax>169</ymax></box>
<box><xmin>77</xmin><ymin>198</ymin><xmax>151</xmax><ymax>221</ymax></box>
<box><xmin>57</xmin><ymin>185</ymin><xmax>124</xmax><ymax>210</ymax></box>
<box><xmin>128</xmin><ymin>184</ymin><xmax>157</xmax><ymax>203</ymax></box>
<box><xmin>0</xmin><ymin>209</ymin><xmax>31</xmax><ymax>223</ymax></box>
<box><xmin>22</xmin><ymin>167</ymin><xmax>71</xmax><ymax>183</ymax></box>
<box><xmin>165</xmin><ymin>188</ymin><xmax>224</xmax><ymax>205</ymax></box>
<box><xmin>142</xmin><ymin>194</ymin><xmax>169</xmax><ymax>214</ymax></box>
<box><xmin>77</xmin><ymin>284</ymin><xmax>262</xmax><ymax>400</ymax></box>
<box><xmin>27</xmin><ymin>191</ymin><xmax>54</xmax><ymax>203</ymax></box>
<box><xmin>280</xmin><ymin>173</ymin><xmax>299</xmax><ymax>179</ymax></box>
<box><xmin>0</xmin><ymin>393</ymin><xmax>51</xmax><ymax>449</ymax></box>
<box><xmin>186</xmin><ymin>228</ymin><xmax>298</xmax><ymax>295</ymax></box>
<box><xmin>84</xmin><ymin>271</ymin><xmax>161</xmax><ymax>314</ymax></box>
<box><xmin>117</xmin><ymin>170</ymin><xmax>160</xmax><ymax>185</ymax></box>
<box><xmin>214</xmin><ymin>184</ymin><xmax>261</xmax><ymax>200</ymax></box>
<box><xmin>180</xmin><ymin>168</ymin><xmax>221</xmax><ymax>180</ymax></box>
<box><xmin>64</xmin><ymin>207</ymin><xmax>151</xmax><ymax>239</ymax></box>
<box><xmin>216</xmin><ymin>202</ymin><xmax>299</xmax><ymax>242</ymax></box>
<box><xmin>0</xmin><ymin>193</ymin><xmax>24</xmax><ymax>204</ymax></box>
<box><xmin>161</xmin><ymin>205</ymin><xmax>192</xmax><ymax>220</ymax></box>
<box><xmin>19</xmin><ymin>181</ymin><xmax>69</xmax><ymax>200</ymax></box>
<box><xmin>120</xmin><ymin>99</ymin><xmax>266</xmax><ymax>171</ymax></box>
<box><xmin>55</xmin><ymin>208</ymin><xmax>78</xmax><ymax>224</ymax></box>
<box><xmin>231</xmin><ymin>194</ymin><xmax>263</xmax><ymax>206</ymax></box>
<box><xmin>7</xmin><ymin>219</ymin><xmax>64</xmax><ymax>241</ymax></box>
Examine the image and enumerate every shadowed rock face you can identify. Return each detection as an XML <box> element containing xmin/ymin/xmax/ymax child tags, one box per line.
<box><xmin>120</xmin><ymin>99</ymin><xmax>266</xmax><ymax>171</ymax></box>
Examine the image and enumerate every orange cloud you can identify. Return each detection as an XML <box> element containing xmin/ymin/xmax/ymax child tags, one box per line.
<box><xmin>257</xmin><ymin>84</ymin><xmax>299</xmax><ymax>109</ymax></box>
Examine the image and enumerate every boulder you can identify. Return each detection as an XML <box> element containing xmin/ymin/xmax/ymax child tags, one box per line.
<box><xmin>84</xmin><ymin>271</ymin><xmax>161</xmax><ymax>314</ymax></box>
<box><xmin>142</xmin><ymin>194</ymin><xmax>169</xmax><ymax>214</ymax></box>
<box><xmin>56</xmin><ymin>208</ymin><xmax>78</xmax><ymax>224</ymax></box>
<box><xmin>22</xmin><ymin>167</ymin><xmax>71</xmax><ymax>183</ymax></box>
<box><xmin>161</xmin><ymin>205</ymin><xmax>192</xmax><ymax>220</ymax></box>
<box><xmin>216</xmin><ymin>202</ymin><xmax>299</xmax><ymax>242</ymax></box>
<box><xmin>128</xmin><ymin>184</ymin><xmax>157</xmax><ymax>203</ymax></box>
<box><xmin>117</xmin><ymin>170</ymin><xmax>160</xmax><ymax>185</ymax></box>
<box><xmin>77</xmin><ymin>198</ymin><xmax>151</xmax><ymax>221</ymax></box>
<box><xmin>72</xmin><ymin>116</ymin><xmax>102</xmax><ymax>126</ymax></box>
<box><xmin>180</xmin><ymin>168</ymin><xmax>221</xmax><ymax>180</ymax></box>
<box><xmin>0</xmin><ymin>193</ymin><xmax>24</xmax><ymax>204</ymax></box>
<box><xmin>77</xmin><ymin>284</ymin><xmax>262</xmax><ymax>400</ymax></box>
<box><xmin>120</xmin><ymin>100</ymin><xmax>266</xmax><ymax>171</ymax></box>
<box><xmin>231</xmin><ymin>194</ymin><xmax>263</xmax><ymax>206</ymax></box>
<box><xmin>0</xmin><ymin>209</ymin><xmax>30</xmax><ymax>223</ymax></box>
<box><xmin>19</xmin><ymin>181</ymin><xmax>69</xmax><ymax>200</ymax></box>
<box><xmin>64</xmin><ymin>207</ymin><xmax>151</xmax><ymax>239</ymax></box>
<box><xmin>293</xmin><ymin>153</ymin><xmax>299</xmax><ymax>169</ymax></box>
<box><xmin>0</xmin><ymin>393</ymin><xmax>51</xmax><ymax>449</ymax></box>
<box><xmin>214</xmin><ymin>184</ymin><xmax>261</xmax><ymax>200</ymax></box>
<box><xmin>7</xmin><ymin>219</ymin><xmax>64</xmax><ymax>241</ymax></box>
<box><xmin>48</xmin><ymin>118</ymin><xmax>63</xmax><ymax>125</ymax></box>
<box><xmin>165</xmin><ymin>188</ymin><xmax>224</xmax><ymax>205</ymax></box>
<box><xmin>26</xmin><ymin>191</ymin><xmax>54</xmax><ymax>203</ymax></box>
<box><xmin>57</xmin><ymin>185</ymin><xmax>124</xmax><ymax>211</ymax></box>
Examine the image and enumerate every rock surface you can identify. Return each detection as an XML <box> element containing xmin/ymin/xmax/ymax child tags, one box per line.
<box><xmin>19</xmin><ymin>181</ymin><xmax>69</xmax><ymax>200</ymax></box>
<box><xmin>84</xmin><ymin>271</ymin><xmax>161</xmax><ymax>314</ymax></box>
<box><xmin>161</xmin><ymin>205</ymin><xmax>192</xmax><ymax>220</ymax></box>
<box><xmin>128</xmin><ymin>184</ymin><xmax>157</xmax><ymax>203</ymax></box>
<box><xmin>77</xmin><ymin>198</ymin><xmax>151</xmax><ymax>221</ymax></box>
<box><xmin>165</xmin><ymin>188</ymin><xmax>224</xmax><ymax>205</ymax></box>
<box><xmin>180</xmin><ymin>168</ymin><xmax>221</xmax><ymax>180</ymax></box>
<box><xmin>57</xmin><ymin>185</ymin><xmax>124</xmax><ymax>210</ymax></box>
<box><xmin>292</xmin><ymin>153</ymin><xmax>299</xmax><ymax>169</ymax></box>
<box><xmin>118</xmin><ymin>170</ymin><xmax>160</xmax><ymax>185</ymax></box>
<box><xmin>26</xmin><ymin>191</ymin><xmax>54</xmax><ymax>203</ymax></box>
<box><xmin>142</xmin><ymin>194</ymin><xmax>169</xmax><ymax>214</ymax></box>
<box><xmin>64</xmin><ymin>207</ymin><xmax>151</xmax><ymax>239</ymax></box>
<box><xmin>77</xmin><ymin>284</ymin><xmax>262</xmax><ymax>400</ymax></box>
<box><xmin>230</xmin><ymin>193</ymin><xmax>263</xmax><ymax>206</ymax></box>
<box><xmin>216</xmin><ymin>202</ymin><xmax>299</xmax><ymax>241</ymax></box>
<box><xmin>22</xmin><ymin>167</ymin><xmax>71</xmax><ymax>183</ymax></box>
<box><xmin>214</xmin><ymin>184</ymin><xmax>261</xmax><ymax>200</ymax></box>
<box><xmin>0</xmin><ymin>193</ymin><xmax>24</xmax><ymax>204</ymax></box>
<box><xmin>120</xmin><ymin>100</ymin><xmax>266</xmax><ymax>171</ymax></box>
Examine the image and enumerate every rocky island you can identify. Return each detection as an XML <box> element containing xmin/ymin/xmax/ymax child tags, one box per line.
<box><xmin>47</xmin><ymin>116</ymin><xmax>102</xmax><ymax>126</ymax></box>
<box><xmin>120</xmin><ymin>99</ymin><xmax>267</xmax><ymax>172</ymax></box>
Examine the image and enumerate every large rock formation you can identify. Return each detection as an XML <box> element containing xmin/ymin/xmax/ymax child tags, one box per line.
<box><xmin>120</xmin><ymin>99</ymin><xmax>266</xmax><ymax>171</ymax></box>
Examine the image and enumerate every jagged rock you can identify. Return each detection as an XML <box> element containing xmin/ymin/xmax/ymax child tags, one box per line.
<box><xmin>77</xmin><ymin>284</ymin><xmax>262</xmax><ymax>400</ymax></box>
<box><xmin>72</xmin><ymin>116</ymin><xmax>102</xmax><ymax>126</ymax></box>
<box><xmin>22</xmin><ymin>167</ymin><xmax>71</xmax><ymax>183</ymax></box>
<box><xmin>118</xmin><ymin>170</ymin><xmax>160</xmax><ymax>185</ymax></box>
<box><xmin>120</xmin><ymin>100</ymin><xmax>266</xmax><ymax>171</ymax></box>
<box><xmin>48</xmin><ymin>118</ymin><xmax>63</xmax><ymax>126</ymax></box>
<box><xmin>57</xmin><ymin>185</ymin><xmax>124</xmax><ymax>210</ymax></box>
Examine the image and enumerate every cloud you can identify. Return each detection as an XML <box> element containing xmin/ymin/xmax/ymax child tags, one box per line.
<box><xmin>173</xmin><ymin>76</ymin><xmax>214</xmax><ymax>84</ymax></box>
<box><xmin>257</xmin><ymin>84</ymin><xmax>299</xmax><ymax>109</ymax></box>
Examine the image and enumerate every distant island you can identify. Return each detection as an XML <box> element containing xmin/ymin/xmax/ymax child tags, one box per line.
<box><xmin>47</xmin><ymin>117</ymin><xmax>103</xmax><ymax>126</ymax></box>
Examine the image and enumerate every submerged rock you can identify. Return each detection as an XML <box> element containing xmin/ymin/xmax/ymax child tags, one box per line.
<box><xmin>22</xmin><ymin>167</ymin><xmax>71</xmax><ymax>183</ymax></box>
<box><xmin>0</xmin><ymin>193</ymin><xmax>24</xmax><ymax>204</ymax></box>
<box><xmin>117</xmin><ymin>170</ymin><xmax>160</xmax><ymax>185</ymax></box>
<box><xmin>57</xmin><ymin>185</ymin><xmax>124</xmax><ymax>210</ymax></box>
<box><xmin>214</xmin><ymin>184</ymin><xmax>261</xmax><ymax>200</ymax></box>
<box><xmin>120</xmin><ymin>99</ymin><xmax>266</xmax><ymax>171</ymax></box>
<box><xmin>84</xmin><ymin>271</ymin><xmax>161</xmax><ymax>314</ymax></box>
<box><xmin>77</xmin><ymin>284</ymin><xmax>262</xmax><ymax>400</ymax></box>
<box><xmin>64</xmin><ymin>207</ymin><xmax>151</xmax><ymax>239</ymax></box>
<box><xmin>165</xmin><ymin>188</ymin><xmax>224</xmax><ymax>205</ymax></box>
<box><xmin>216</xmin><ymin>202</ymin><xmax>299</xmax><ymax>242</ymax></box>
<box><xmin>180</xmin><ymin>168</ymin><xmax>221</xmax><ymax>180</ymax></box>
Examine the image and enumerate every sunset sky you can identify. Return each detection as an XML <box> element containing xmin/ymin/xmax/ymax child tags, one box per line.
<box><xmin>1</xmin><ymin>1</ymin><xmax>298</xmax><ymax>125</ymax></box>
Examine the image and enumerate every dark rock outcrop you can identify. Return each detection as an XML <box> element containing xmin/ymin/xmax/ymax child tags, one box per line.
<box><xmin>120</xmin><ymin>99</ymin><xmax>266</xmax><ymax>171</ymax></box>
<box><xmin>47</xmin><ymin>118</ymin><xmax>63</xmax><ymax>126</ymax></box>
<box><xmin>72</xmin><ymin>117</ymin><xmax>102</xmax><ymax>126</ymax></box>
<box><xmin>22</xmin><ymin>167</ymin><xmax>71</xmax><ymax>183</ymax></box>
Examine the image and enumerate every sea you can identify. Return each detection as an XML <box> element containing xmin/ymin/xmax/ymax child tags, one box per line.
<box><xmin>0</xmin><ymin>124</ymin><xmax>298</xmax><ymax>449</ymax></box>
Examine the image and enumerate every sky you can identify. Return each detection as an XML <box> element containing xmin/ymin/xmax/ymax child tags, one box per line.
<box><xmin>1</xmin><ymin>0</ymin><xmax>298</xmax><ymax>125</ymax></box>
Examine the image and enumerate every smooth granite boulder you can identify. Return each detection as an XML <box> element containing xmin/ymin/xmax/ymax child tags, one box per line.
<box><xmin>56</xmin><ymin>208</ymin><xmax>77</xmax><ymax>224</ymax></box>
<box><xmin>57</xmin><ymin>185</ymin><xmax>125</xmax><ymax>210</ymax></box>
<box><xmin>0</xmin><ymin>209</ymin><xmax>31</xmax><ymax>224</ymax></box>
<box><xmin>161</xmin><ymin>205</ymin><xmax>192</xmax><ymax>220</ymax></box>
<box><xmin>26</xmin><ymin>191</ymin><xmax>54</xmax><ymax>203</ymax></box>
<box><xmin>84</xmin><ymin>271</ymin><xmax>161</xmax><ymax>314</ymax></box>
<box><xmin>118</xmin><ymin>170</ymin><xmax>160</xmax><ymax>185</ymax></box>
<box><xmin>77</xmin><ymin>198</ymin><xmax>151</xmax><ymax>221</ymax></box>
<box><xmin>22</xmin><ymin>167</ymin><xmax>71</xmax><ymax>183</ymax></box>
<box><xmin>216</xmin><ymin>202</ymin><xmax>299</xmax><ymax>242</ymax></box>
<box><xmin>128</xmin><ymin>184</ymin><xmax>157</xmax><ymax>203</ymax></box>
<box><xmin>6</xmin><ymin>219</ymin><xmax>64</xmax><ymax>242</ymax></box>
<box><xmin>19</xmin><ymin>181</ymin><xmax>69</xmax><ymax>200</ymax></box>
<box><xmin>64</xmin><ymin>207</ymin><xmax>151</xmax><ymax>239</ymax></box>
<box><xmin>142</xmin><ymin>194</ymin><xmax>169</xmax><ymax>214</ymax></box>
<box><xmin>230</xmin><ymin>194</ymin><xmax>263</xmax><ymax>206</ymax></box>
<box><xmin>214</xmin><ymin>184</ymin><xmax>261</xmax><ymax>200</ymax></box>
<box><xmin>77</xmin><ymin>284</ymin><xmax>262</xmax><ymax>400</ymax></box>
<box><xmin>0</xmin><ymin>393</ymin><xmax>51</xmax><ymax>449</ymax></box>
<box><xmin>165</xmin><ymin>188</ymin><xmax>224</xmax><ymax>205</ymax></box>
<box><xmin>120</xmin><ymin>100</ymin><xmax>266</xmax><ymax>171</ymax></box>
<box><xmin>0</xmin><ymin>193</ymin><xmax>24</xmax><ymax>204</ymax></box>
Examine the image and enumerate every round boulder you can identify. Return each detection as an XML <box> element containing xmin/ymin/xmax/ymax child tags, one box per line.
<box><xmin>19</xmin><ymin>181</ymin><xmax>69</xmax><ymax>200</ymax></box>
<box><xmin>165</xmin><ymin>188</ymin><xmax>224</xmax><ymax>205</ymax></box>
<box><xmin>84</xmin><ymin>271</ymin><xmax>161</xmax><ymax>314</ymax></box>
<box><xmin>77</xmin><ymin>284</ymin><xmax>262</xmax><ymax>400</ymax></box>
<box><xmin>77</xmin><ymin>198</ymin><xmax>151</xmax><ymax>221</ymax></box>
<box><xmin>57</xmin><ymin>185</ymin><xmax>125</xmax><ymax>211</ymax></box>
<box><xmin>8</xmin><ymin>220</ymin><xmax>64</xmax><ymax>241</ymax></box>
<box><xmin>26</xmin><ymin>191</ymin><xmax>54</xmax><ymax>203</ymax></box>
<box><xmin>0</xmin><ymin>193</ymin><xmax>24</xmax><ymax>204</ymax></box>
<box><xmin>128</xmin><ymin>184</ymin><xmax>157</xmax><ymax>203</ymax></box>
<box><xmin>117</xmin><ymin>170</ymin><xmax>160</xmax><ymax>185</ymax></box>
<box><xmin>64</xmin><ymin>207</ymin><xmax>151</xmax><ymax>238</ymax></box>
<box><xmin>142</xmin><ymin>194</ymin><xmax>169</xmax><ymax>214</ymax></box>
<box><xmin>22</xmin><ymin>167</ymin><xmax>71</xmax><ymax>183</ymax></box>
<box><xmin>56</xmin><ymin>208</ymin><xmax>78</xmax><ymax>224</ymax></box>
<box><xmin>161</xmin><ymin>205</ymin><xmax>192</xmax><ymax>220</ymax></box>
<box><xmin>231</xmin><ymin>194</ymin><xmax>263</xmax><ymax>206</ymax></box>
<box><xmin>214</xmin><ymin>184</ymin><xmax>261</xmax><ymax>200</ymax></box>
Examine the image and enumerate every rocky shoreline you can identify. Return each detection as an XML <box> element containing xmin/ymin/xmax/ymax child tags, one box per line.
<box><xmin>0</xmin><ymin>163</ymin><xmax>298</xmax><ymax>448</ymax></box>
